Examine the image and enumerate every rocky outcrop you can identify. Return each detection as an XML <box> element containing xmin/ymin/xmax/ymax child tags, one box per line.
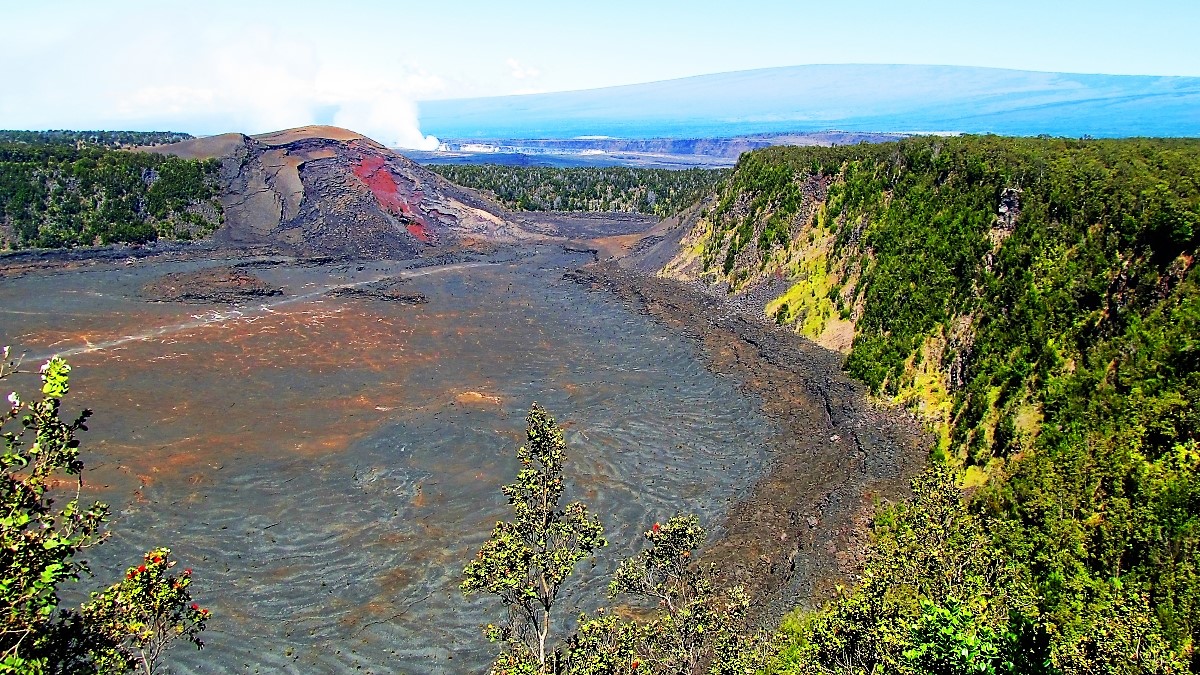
<box><xmin>141</xmin><ymin>266</ymin><xmax>282</xmax><ymax>303</ymax></box>
<box><xmin>323</xmin><ymin>277</ymin><xmax>428</xmax><ymax>304</ymax></box>
<box><xmin>144</xmin><ymin>126</ymin><xmax>532</xmax><ymax>259</ymax></box>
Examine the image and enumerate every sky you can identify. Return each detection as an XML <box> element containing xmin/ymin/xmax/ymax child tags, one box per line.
<box><xmin>2</xmin><ymin>0</ymin><xmax>1198</xmax><ymax>147</ymax></box>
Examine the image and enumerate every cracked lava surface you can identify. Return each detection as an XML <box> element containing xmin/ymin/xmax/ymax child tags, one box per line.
<box><xmin>0</xmin><ymin>248</ymin><xmax>774</xmax><ymax>673</ymax></box>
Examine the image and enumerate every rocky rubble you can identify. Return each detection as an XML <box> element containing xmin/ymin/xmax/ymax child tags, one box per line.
<box><xmin>567</xmin><ymin>261</ymin><xmax>928</xmax><ymax>628</ymax></box>
<box><xmin>140</xmin><ymin>266</ymin><xmax>282</xmax><ymax>303</ymax></box>
<box><xmin>324</xmin><ymin>277</ymin><xmax>428</xmax><ymax>304</ymax></box>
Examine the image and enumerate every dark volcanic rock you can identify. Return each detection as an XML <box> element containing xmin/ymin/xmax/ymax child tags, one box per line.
<box><xmin>324</xmin><ymin>277</ymin><xmax>428</xmax><ymax>304</ymax></box>
<box><xmin>566</xmin><ymin>262</ymin><xmax>929</xmax><ymax>628</ymax></box>
<box><xmin>141</xmin><ymin>266</ymin><xmax>282</xmax><ymax>304</ymax></box>
<box><xmin>143</xmin><ymin>126</ymin><xmax>538</xmax><ymax>260</ymax></box>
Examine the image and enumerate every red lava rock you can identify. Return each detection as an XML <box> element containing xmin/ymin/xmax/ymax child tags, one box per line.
<box><xmin>353</xmin><ymin>156</ymin><xmax>430</xmax><ymax>242</ymax></box>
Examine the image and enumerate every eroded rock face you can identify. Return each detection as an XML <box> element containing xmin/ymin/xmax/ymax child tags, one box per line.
<box><xmin>145</xmin><ymin>126</ymin><xmax>531</xmax><ymax>259</ymax></box>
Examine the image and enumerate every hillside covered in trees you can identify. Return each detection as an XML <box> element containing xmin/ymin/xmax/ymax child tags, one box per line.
<box><xmin>428</xmin><ymin>164</ymin><xmax>728</xmax><ymax>217</ymax></box>
<box><xmin>0</xmin><ymin>134</ymin><xmax>221</xmax><ymax>249</ymax></box>
<box><xmin>659</xmin><ymin>136</ymin><xmax>1200</xmax><ymax>673</ymax></box>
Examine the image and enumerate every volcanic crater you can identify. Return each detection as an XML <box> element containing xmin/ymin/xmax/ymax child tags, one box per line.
<box><xmin>0</xmin><ymin>126</ymin><xmax>925</xmax><ymax>673</ymax></box>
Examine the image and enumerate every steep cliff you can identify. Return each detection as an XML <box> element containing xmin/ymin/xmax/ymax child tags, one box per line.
<box><xmin>655</xmin><ymin>138</ymin><xmax>1200</xmax><ymax>456</ymax></box>
<box><xmin>642</xmin><ymin>136</ymin><xmax>1200</xmax><ymax>669</ymax></box>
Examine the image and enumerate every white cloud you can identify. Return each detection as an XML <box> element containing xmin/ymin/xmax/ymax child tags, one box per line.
<box><xmin>331</xmin><ymin>93</ymin><xmax>440</xmax><ymax>151</ymax></box>
<box><xmin>1</xmin><ymin>22</ymin><xmax>444</xmax><ymax>149</ymax></box>
<box><xmin>506</xmin><ymin>58</ymin><xmax>542</xmax><ymax>81</ymax></box>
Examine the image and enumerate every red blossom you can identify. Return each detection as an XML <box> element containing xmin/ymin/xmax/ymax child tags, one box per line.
<box><xmin>632</xmin><ymin>660</ymin><xmax>640</xmax><ymax>670</ymax></box>
<box><xmin>184</xmin><ymin>568</ymin><xmax>192</xmax><ymax>576</ymax></box>
<box><xmin>191</xmin><ymin>603</ymin><xmax>199</xmax><ymax>610</ymax></box>
<box><xmin>651</xmin><ymin>523</ymin><xmax>660</xmax><ymax>533</ymax></box>
<box><xmin>136</xmin><ymin>565</ymin><xmax>146</xmax><ymax>574</ymax></box>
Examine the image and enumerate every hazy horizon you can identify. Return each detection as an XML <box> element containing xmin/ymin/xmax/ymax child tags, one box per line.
<box><xmin>3</xmin><ymin>0</ymin><xmax>1199</xmax><ymax>146</ymax></box>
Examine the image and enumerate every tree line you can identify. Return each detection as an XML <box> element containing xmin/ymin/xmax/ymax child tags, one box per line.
<box><xmin>0</xmin><ymin>132</ymin><xmax>193</xmax><ymax>148</ymax></box>
<box><xmin>0</xmin><ymin>137</ymin><xmax>222</xmax><ymax>249</ymax></box>
<box><xmin>428</xmin><ymin>164</ymin><xmax>729</xmax><ymax>218</ymax></box>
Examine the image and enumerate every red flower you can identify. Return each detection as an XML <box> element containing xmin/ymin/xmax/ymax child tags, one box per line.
<box><xmin>136</xmin><ymin>565</ymin><xmax>146</xmax><ymax>574</ymax></box>
<box><xmin>651</xmin><ymin>523</ymin><xmax>660</xmax><ymax>533</ymax></box>
<box><xmin>191</xmin><ymin>603</ymin><xmax>199</xmax><ymax>610</ymax></box>
<box><xmin>184</xmin><ymin>568</ymin><xmax>192</xmax><ymax>576</ymax></box>
<box><xmin>632</xmin><ymin>660</ymin><xmax>640</xmax><ymax>670</ymax></box>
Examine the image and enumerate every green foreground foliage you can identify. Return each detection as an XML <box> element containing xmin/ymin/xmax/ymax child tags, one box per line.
<box><xmin>462</xmin><ymin>403</ymin><xmax>607</xmax><ymax>671</ymax></box>
<box><xmin>0</xmin><ymin>352</ymin><xmax>206</xmax><ymax>673</ymax></box>
<box><xmin>465</xmin><ymin>406</ymin><xmax>768</xmax><ymax>674</ymax></box>
<box><xmin>694</xmin><ymin>136</ymin><xmax>1200</xmax><ymax>673</ymax></box>
<box><xmin>429</xmin><ymin>164</ymin><xmax>728</xmax><ymax>217</ymax></box>
<box><xmin>0</xmin><ymin>136</ymin><xmax>222</xmax><ymax>249</ymax></box>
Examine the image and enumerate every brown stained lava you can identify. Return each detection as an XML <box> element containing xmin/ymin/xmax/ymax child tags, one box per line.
<box><xmin>455</xmin><ymin>391</ymin><xmax>502</xmax><ymax>405</ymax></box>
<box><xmin>568</xmin><ymin>262</ymin><xmax>929</xmax><ymax>625</ymax></box>
<box><xmin>48</xmin><ymin>299</ymin><xmax>492</xmax><ymax>497</ymax></box>
<box><xmin>367</xmin><ymin>567</ymin><xmax>417</xmax><ymax>615</ymax></box>
<box><xmin>140</xmin><ymin>267</ymin><xmax>282</xmax><ymax>303</ymax></box>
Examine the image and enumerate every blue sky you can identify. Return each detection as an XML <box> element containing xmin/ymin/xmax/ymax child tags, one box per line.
<box><xmin>2</xmin><ymin>0</ymin><xmax>1197</xmax><ymax>145</ymax></box>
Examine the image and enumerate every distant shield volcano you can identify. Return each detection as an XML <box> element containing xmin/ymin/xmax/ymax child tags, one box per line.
<box><xmin>418</xmin><ymin>64</ymin><xmax>1200</xmax><ymax>139</ymax></box>
<box><xmin>145</xmin><ymin>125</ymin><xmax>530</xmax><ymax>258</ymax></box>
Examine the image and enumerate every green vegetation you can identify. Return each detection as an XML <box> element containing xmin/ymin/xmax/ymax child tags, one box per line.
<box><xmin>463</xmin><ymin>404</ymin><xmax>607</xmax><ymax>672</ymax></box>
<box><xmin>692</xmin><ymin>136</ymin><xmax>1200</xmax><ymax>673</ymax></box>
<box><xmin>0</xmin><ymin>131</ymin><xmax>193</xmax><ymax>148</ymax></box>
<box><xmin>0</xmin><ymin>352</ymin><xmax>207</xmax><ymax>673</ymax></box>
<box><xmin>429</xmin><ymin>164</ymin><xmax>728</xmax><ymax>217</ymax></box>
<box><xmin>464</xmin><ymin>406</ymin><xmax>768</xmax><ymax>674</ymax></box>
<box><xmin>569</xmin><ymin>514</ymin><xmax>767</xmax><ymax>675</ymax></box>
<box><xmin>0</xmin><ymin>137</ymin><xmax>222</xmax><ymax>249</ymax></box>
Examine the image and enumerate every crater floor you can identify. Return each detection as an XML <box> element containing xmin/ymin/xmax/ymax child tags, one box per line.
<box><xmin>1</xmin><ymin>247</ymin><xmax>774</xmax><ymax>673</ymax></box>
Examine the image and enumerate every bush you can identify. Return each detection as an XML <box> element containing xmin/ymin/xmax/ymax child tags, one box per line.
<box><xmin>0</xmin><ymin>350</ymin><xmax>207</xmax><ymax>673</ymax></box>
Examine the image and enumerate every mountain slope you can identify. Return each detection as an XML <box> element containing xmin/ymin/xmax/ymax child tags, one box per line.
<box><xmin>146</xmin><ymin>126</ymin><xmax>527</xmax><ymax>258</ymax></box>
<box><xmin>640</xmin><ymin>136</ymin><xmax>1200</xmax><ymax>671</ymax></box>
<box><xmin>419</xmin><ymin>64</ymin><xmax>1200</xmax><ymax>139</ymax></box>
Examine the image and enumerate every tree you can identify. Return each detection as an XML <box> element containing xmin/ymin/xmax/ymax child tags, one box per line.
<box><xmin>0</xmin><ymin>351</ymin><xmax>207</xmax><ymax>673</ymax></box>
<box><xmin>462</xmin><ymin>404</ymin><xmax>606</xmax><ymax>674</ymax></box>
<box><xmin>569</xmin><ymin>515</ymin><xmax>766</xmax><ymax>675</ymax></box>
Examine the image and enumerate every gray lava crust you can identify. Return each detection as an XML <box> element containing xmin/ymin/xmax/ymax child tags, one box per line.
<box><xmin>566</xmin><ymin>261</ymin><xmax>930</xmax><ymax>628</ymax></box>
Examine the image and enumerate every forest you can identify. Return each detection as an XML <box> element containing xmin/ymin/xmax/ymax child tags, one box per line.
<box><xmin>688</xmin><ymin>136</ymin><xmax>1200</xmax><ymax>673</ymax></box>
<box><xmin>0</xmin><ymin>131</ymin><xmax>193</xmax><ymax>148</ymax></box>
<box><xmin>0</xmin><ymin>136</ymin><xmax>222</xmax><ymax>249</ymax></box>
<box><xmin>428</xmin><ymin>163</ymin><xmax>729</xmax><ymax>217</ymax></box>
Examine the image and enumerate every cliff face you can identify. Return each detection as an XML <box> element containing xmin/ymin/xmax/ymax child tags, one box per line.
<box><xmin>641</xmin><ymin>135</ymin><xmax>1200</xmax><ymax>675</ymax></box>
<box><xmin>146</xmin><ymin>126</ymin><xmax>528</xmax><ymax>258</ymax></box>
<box><xmin>644</xmin><ymin>137</ymin><xmax>1200</xmax><ymax>463</ymax></box>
